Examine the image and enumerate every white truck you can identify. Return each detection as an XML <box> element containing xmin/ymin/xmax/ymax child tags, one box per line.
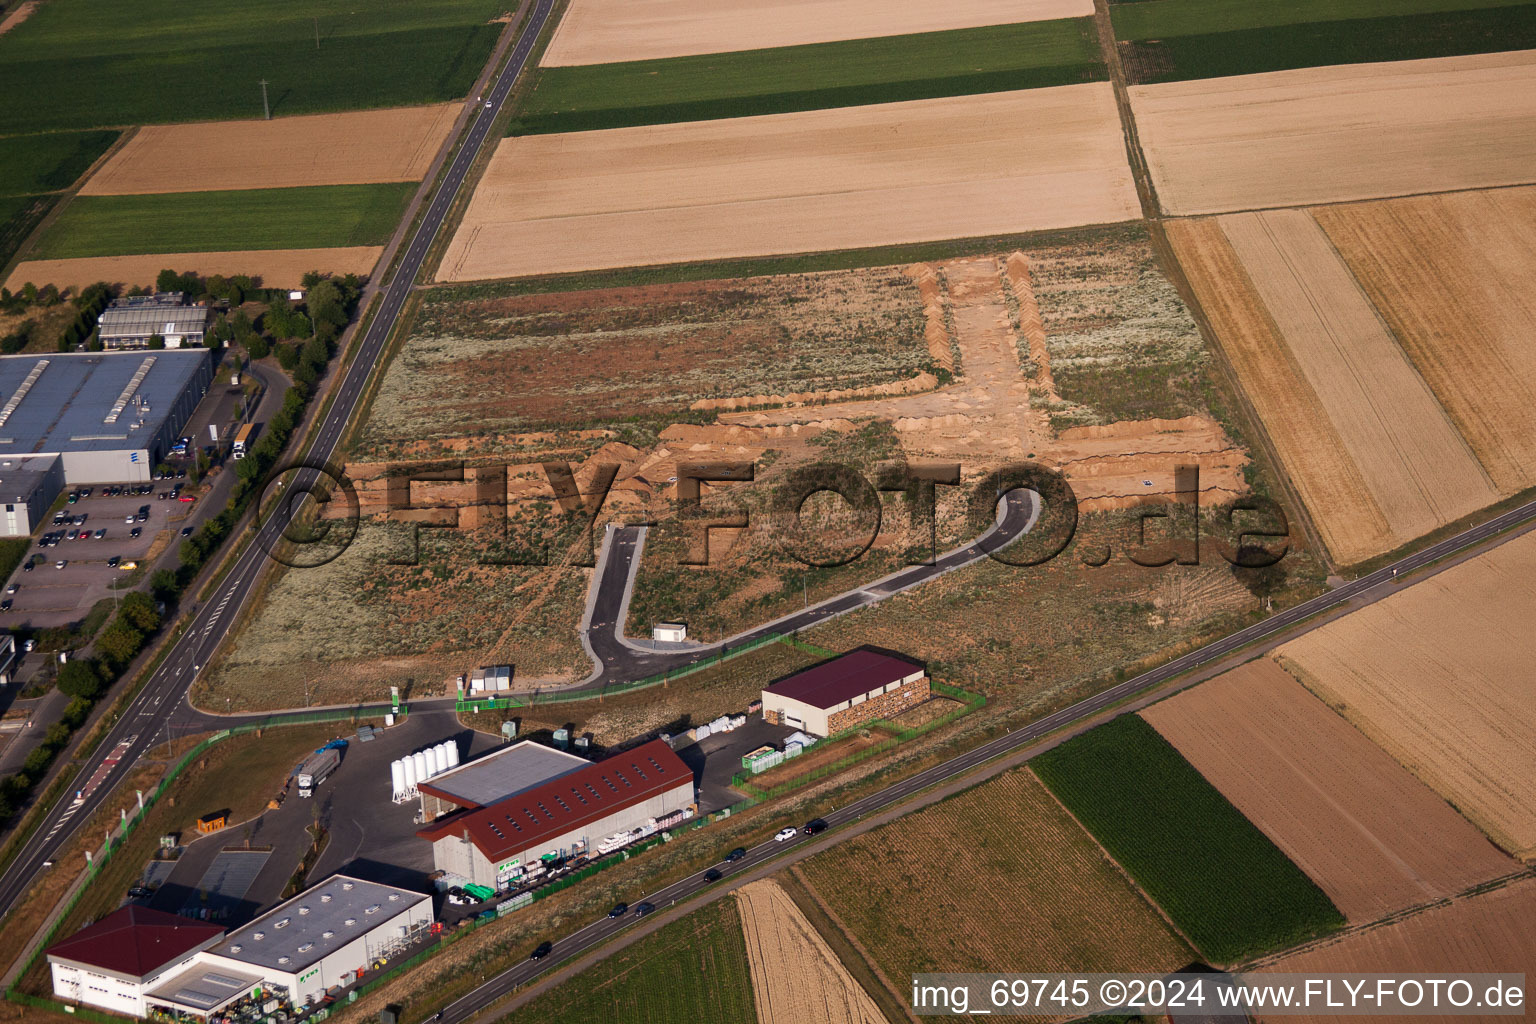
<box><xmin>296</xmin><ymin>747</ymin><xmax>342</xmax><ymax>797</ymax></box>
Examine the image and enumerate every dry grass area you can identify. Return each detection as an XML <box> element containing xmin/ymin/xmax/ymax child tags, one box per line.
<box><xmin>747</xmin><ymin>733</ymin><xmax>881</xmax><ymax>789</ymax></box>
<box><xmin>1132</xmin><ymin>50</ymin><xmax>1536</xmax><ymax>215</ymax></box>
<box><xmin>5</xmin><ymin>247</ymin><xmax>381</xmax><ymax>291</ymax></box>
<box><xmin>1256</xmin><ymin>877</ymin><xmax>1536</xmax><ymax>1024</ymax></box>
<box><xmin>80</xmin><ymin>105</ymin><xmax>457</xmax><ymax>195</ymax></box>
<box><xmin>887</xmin><ymin>696</ymin><xmax>962</xmax><ymax>729</ymax></box>
<box><xmin>1279</xmin><ymin>529</ymin><xmax>1536</xmax><ymax>861</ymax></box>
<box><xmin>800</xmin><ymin>768</ymin><xmax>1190</xmax><ymax>1003</ymax></box>
<box><xmin>437</xmin><ymin>86</ymin><xmax>1138</xmax><ymax>280</ymax></box>
<box><xmin>735</xmin><ymin>879</ymin><xmax>885</xmax><ymax>1024</ymax></box>
<box><xmin>1314</xmin><ymin>187</ymin><xmax>1536</xmax><ymax>494</ymax></box>
<box><xmin>544</xmin><ymin>0</ymin><xmax>1088</xmax><ymax>64</ymax></box>
<box><xmin>1142</xmin><ymin>659</ymin><xmax>1518</xmax><ymax>923</ymax></box>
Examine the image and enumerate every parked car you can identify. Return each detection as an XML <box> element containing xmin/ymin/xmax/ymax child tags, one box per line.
<box><xmin>529</xmin><ymin>941</ymin><xmax>553</xmax><ymax>960</ymax></box>
<box><xmin>125</xmin><ymin>514</ymin><xmax>137</xmax><ymax>524</ymax></box>
<box><xmin>178</xmin><ymin>495</ymin><xmax>195</xmax><ymax>503</ymax></box>
<box><xmin>130</xmin><ymin>527</ymin><xmax>142</xmax><ymax>539</ymax></box>
<box><xmin>607</xmin><ymin>902</ymin><xmax>628</xmax><ymax>919</ymax></box>
<box><xmin>94</xmin><ymin>528</ymin><xmax>106</xmax><ymax>540</ymax></box>
<box><xmin>55</xmin><ymin>560</ymin><xmax>66</xmax><ymax>569</ymax></box>
<box><xmin>803</xmin><ymin>818</ymin><xmax>829</xmax><ymax>836</ymax></box>
<box><xmin>107</xmin><ymin>556</ymin><xmax>120</xmax><ymax>568</ymax></box>
<box><xmin>0</xmin><ymin>600</ymin><xmax>10</xmax><ymax>611</ymax></box>
<box><xmin>774</xmin><ymin>827</ymin><xmax>797</xmax><ymax>842</ymax></box>
<box><xmin>23</xmin><ymin>638</ymin><xmax>34</xmax><ymax>652</ymax></box>
<box><xmin>703</xmin><ymin>868</ymin><xmax>722</xmax><ymax>883</ymax></box>
<box><xmin>725</xmin><ymin>847</ymin><xmax>747</xmax><ymax>862</ymax></box>
<box><xmin>181</xmin><ymin>526</ymin><xmax>193</xmax><ymax>537</ymax></box>
<box><xmin>6</xmin><ymin>583</ymin><xmax>17</xmax><ymax>594</ymax></box>
<box><xmin>22</xmin><ymin>561</ymin><xmax>33</xmax><ymax>572</ymax></box>
<box><xmin>634</xmin><ymin>902</ymin><xmax>656</xmax><ymax>917</ymax></box>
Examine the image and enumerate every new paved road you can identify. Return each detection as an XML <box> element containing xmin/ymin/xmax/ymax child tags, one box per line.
<box><xmin>0</xmin><ymin>0</ymin><xmax>555</xmax><ymax>921</ymax></box>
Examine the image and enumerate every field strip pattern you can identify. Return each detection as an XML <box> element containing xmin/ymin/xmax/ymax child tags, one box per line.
<box><xmin>436</xmin><ymin>85</ymin><xmax>1138</xmax><ymax>280</ymax></box>
<box><xmin>542</xmin><ymin>0</ymin><xmax>1091</xmax><ymax>65</ymax></box>
<box><xmin>1279</xmin><ymin>529</ymin><xmax>1536</xmax><ymax>861</ymax></box>
<box><xmin>1313</xmin><ymin>187</ymin><xmax>1536</xmax><ymax>493</ymax></box>
<box><xmin>1217</xmin><ymin>208</ymin><xmax>1495</xmax><ymax>540</ymax></box>
<box><xmin>734</xmin><ymin>880</ymin><xmax>886</xmax><ymax>1024</ymax></box>
<box><xmin>79</xmin><ymin>104</ymin><xmax>460</xmax><ymax>196</ymax></box>
<box><xmin>1141</xmin><ymin>659</ymin><xmax>1518</xmax><ymax>923</ymax></box>
<box><xmin>4</xmin><ymin>247</ymin><xmax>383</xmax><ymax>292</ymax></box>
<box><xmin>1164</xmin><ymin>217</ymin><xmax>1392</xmax><ymax>564</ymax></box>
<box><xmin>1130</xmin><ymin>49</ymin><xmax>1536</xmax><ymax>215</ymax></box>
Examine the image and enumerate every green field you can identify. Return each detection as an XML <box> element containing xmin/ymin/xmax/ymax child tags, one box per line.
<box><xmin>509</xmin><ymin>19</ymin><xmax>1104</xmax><ymax>135</ymax></box>
<box><xmin>1114</xmin><ymin>0</ymin><xmax>1536</xmax><ymax>83</ymax></box>
<box><xmin>0</xmin><ymin>131</ymin><xmax>119</xmax><ymax>197</ymax></box>
<box><xmin>0</xmin><ymin>0</ymin><xmax>506</xmax><ymax>133</ymax></box>
<box><xmin>1031</xmin><ymin>714</ymin><xmax>1344</xmax><ymax>964</ymax></box>
<box><xmin>502</xmin><ymin>899</ymin><xmax>757</xmax><ymax>1024</ymax></box>
<box><xmin>31</xmin><ymin>183</ymin><xmax>416</xmax><ymax>258</ymax></box>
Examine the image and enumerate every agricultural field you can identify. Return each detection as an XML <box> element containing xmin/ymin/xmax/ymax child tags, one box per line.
<box><xmin>1112</xmin><ymin>0</ymin><xmax>1536</xmax><ymax>84</ymax></box>
<box><xmin>1256</xmin><ymin>877</ymin><xmax>1536</xmax><ymax>1024</ymax></box>
<box><xmin>800</xmin><ymin>769</ymin><xmax>1190</xmax><ymax>992</ymax></box>
<box><xmin>511</xmin><ymin>20</ymin><xmax>1104</xmax><ymax>134</ymax></box>
<box><xmin>0</xmin><ymin>129</ymin><xmax>118</xmax><ymax>272</ymax></box>
<box><xmin>1277</xmin><ymin>529</ymin><xmax>1536</xmax><ymax>861</ymax></box>
<box><xmin>29</xmin><ymin>183</ymin><xmax>415</xmax><ymax>259</ymax></box>
<box><xmin>1031</xmin><ymin>714</ymin><xmax>1344</xmax><ymax>963</ymax></box>
<box><xmin>438</xmin><ymin>86</ymin><xmax>1139</xmax><ymax>280</ymax></box>
<box><xmin>1141</xmin><ymin>659</ymin><xmax>1518</xmax><ymax>923</ymax></box>
<box><xmin>81</xmin><ymin>105</ymin><xmax>459</xmax><ymax>195</ymax></box>
<box><xmin>501</xmin><ymin>899</ymin><xmax>758</xmax><ymax>1024</ymax></box>
<box><xmin>1131</xmin><ymin>50</ymin><xmax>1536</xmax><ymax>215</ymax></box>
<box><xmin>543</xmin><ymin>0</ymin><xmax>1090</xmax><ymax>65</ymax></box>
<box><xmin>4</xmin><ymin>248</ymin><xmax>384</xmax><ymax>293</ymax></box>
<box><xmin>1313</xmin><ymin>188</ymin><xmax>1536</xmax><ymax>494</ymax></box>
<box><xmin>0</xmin><ymin>0</ymin><xmax>511</xmax><ymax>134</ymax></box>
<box><xmin>735</xmin><ymin>880</ymin><xmax>885</xmax><ymax>1024</ymax></box>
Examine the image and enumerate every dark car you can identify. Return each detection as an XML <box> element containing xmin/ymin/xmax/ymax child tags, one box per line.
<box><xmin>529</xmin><ymin>941</ymin><xmax>553</xmax><ymax>960</ymax></box>
<box><xmin>803</xmin><ymin>818</ymin><xmax>829</xmax><ymax>836</ymax></box>
<box><xmin>181</xmin><ymin>527</ymin><xmax>193</xmax><ymax>537</ymax></box>
<box><xmin>22</xmin><ymin>561</ymin><xmax>33</xmax><ymax>572</ymax></box>
<box><xmin>107</xmin><ymin>556</ymin><xmax>120</xmax><ymax>568</ymax></box>
<box><xmin>130</xmin><ymin>527</ymin><xmax>142</xmax><ymax>539</ymax></box>
<box><xmin>607</xmin><ymin>902</ymin><xmax>628</xmax><ymax>919</ymax></box>
<box><xmin>703</xmin><ymin>868</ymin><xmax>722</xmax><ymax>883</ymax></box>
<box><xmin>0</xmin><ymin>599</ymin><xmax>10</xmax><ymax>611</ymax></box>
<box><xmin>725</xmin><ymin>847</ymin><xmax>747</xmax><ymax>862</ymax></box>
<box><xmin>634</xmin><ymin>902</ymin><xmax>656</xmax><ymax>917</ymax></box>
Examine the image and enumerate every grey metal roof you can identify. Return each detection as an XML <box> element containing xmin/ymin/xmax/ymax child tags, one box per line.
<box><xmin>212</xmin><ymin>875</ymin><xmax>428</xmax><ymax>974</ymax></box>
<box><xmin>146</xmin><ymin>963</ymin><xmax>265</xmax><ymax>1013</ymax></box>
<box><xmin>98</xmin><ymin>304</ymin><xmax>210</xmax><ymax>339</ymax></box>
<box><xmin>0</xmin><ymin>350</ymin><xmax>210</xmax><ymax>455</ymax></box>
<box><xmin>0</xmin><ymin>455</ymin><xmax>58</xmax><ymax>503</ymax></box>
<box><xmin>417</xmin><ymin>740</ymin><xmax>588</xmax><ymax>810</ymax></box>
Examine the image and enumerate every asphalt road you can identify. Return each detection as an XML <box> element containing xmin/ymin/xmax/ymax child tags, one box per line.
<box><xmin>434</xmin><ymin>493</ymin><xmax>1536</xmax><ymax>1022</ymax></box>
<box><xmin>0</xmin><ymin>0</ymin><xmax>554</xmax><ymax>921</ymax></box>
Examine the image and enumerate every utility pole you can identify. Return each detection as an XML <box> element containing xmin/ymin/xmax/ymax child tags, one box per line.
<box><xmin>314</xmin><ymin>16</ymin><xmax>320</xmax><ymax>49</ymax></box>
<box><xmin>259</xmin><ymin>79</ymin><xmax>271</xmax><ymax>120</ymax></box>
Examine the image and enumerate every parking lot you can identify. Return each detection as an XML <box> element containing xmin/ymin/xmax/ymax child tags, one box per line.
<box><xmin>1</xmin><ymin>480</ymin><xmax>199</xmax><ymax>631</ymax></box>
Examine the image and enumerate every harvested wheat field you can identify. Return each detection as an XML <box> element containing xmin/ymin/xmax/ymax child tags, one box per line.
<box><xmin>735</xmin><ymin>880</ymin><xmax>884</xmax><ymax>1024</ymax></box>
<box><xmin>1279</xmin><ymin>530</ymin><xmax>1536</xmax><ymax>861</ymax></box>
<box><xmin>80</xmin><ymin>105</ymin><xmax>456</xmax><ymax>196</ymax></box>
<box><xmin>1314</xmin><ymin>188</ymin><xmax>1536</xmax><ymax>494</ymax></box>
<box><xmin>1132</xmin><ymin>50</ymin><xmax>1536</xmax><ymax>215</ymax></box>
<box><xmin>1256</xmin><ymin>877</ymin><xmax>1536</xmax><ymax>1024</ymax></box>
<box><xmin>1142</xmin><ymin>659</ymin><xmax>1517</xmax><ymax>924</ymax></box>
<box><xmin>4</xmin><ymin>247</ymin><xmax>380</xmax><ymax>292</ymax></box>
<box><xmin>437</xmin><ymin>86</ymin><xmax>1138</xmax><ymax>281</ymax></box>
<box><xmin>543</xmin><ymin>0</ymin><xmax>1088</xmax><ymax>65</ymax></box>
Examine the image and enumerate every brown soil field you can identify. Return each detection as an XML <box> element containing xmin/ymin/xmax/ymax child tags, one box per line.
<box><xmin>5</xmin><ymin>247</ymin><xmax>381</xmax><ymax>292</ymax></box>
<box><xmin>800</xmin><ymin>768</ymin><xmax>1191</xmax><ymax>1005</ymax></box>
<box><xmin>79</xmin><ymin>105</ymin><xmax>457</xmax><ymax>195</ymax></box>
<box><xmin>543</xmin><ymin>0</ymin><xmax>1088</xmax><ymax>64</ymax></box>
<box><xmin>1278</xmin><ymin>529</ymin><xmax>1536</xmax><ymax>861</ymax></box>
<box><xmin>1314</xmin><ymin>188</ymin><xmax>1536</xmax><ymax>494</ymax></box>
<box><xmin>1255</xmin><ymin>877</ymin><xmax>1536</xmax><ymax>1024</ymax></box>
<box><xmin>0</xmin><ymin>0</ymin><xmax>36</xmax><ymax>36</ymax></box>
<box><xmin>1218</xmin><ymin>209</ymin><xmax>1495</xmax><ymax>541</ymax></box>
<box><xmin>1141</xmin><ymin>658</ymin><xmax>1518</xmax><ymax>923</ymax></box>
<box><xmin>1131</xmin><ymin>50</ymin><xmax>1536</xmax><ymax>215</ymax></box>
<box><xmin>735</xmin><ymin>879</ymin><xmax>886</xmax><ymax>1024</ymax></box>
<box><xmin>436</xmin><ymin>86</ymin><xmax>1138</xmax><ymax>281</ymax></box>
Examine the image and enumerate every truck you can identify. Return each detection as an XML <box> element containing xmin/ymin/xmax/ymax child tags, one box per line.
<box><xmin>232</xmin><ymin>423</ymin><xmax>255</xmax><ymax>460</ymax></box>
<box><xmin>295</xmin><ymin>747</ymin><xmax>342</xmax><ymax>797</ymax></box>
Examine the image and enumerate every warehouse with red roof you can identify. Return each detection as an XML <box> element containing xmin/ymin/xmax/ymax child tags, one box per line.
<box><xmin>762</xmin><ymin>648</ymin><xmax>928</xmax><ymax>736</ymax></box>
<box><xmin>46</xmin><ymin>906</ymin><xmax>226</xmax><ymax>1017</ymax></box>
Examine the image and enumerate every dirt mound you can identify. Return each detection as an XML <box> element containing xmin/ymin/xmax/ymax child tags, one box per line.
<box><xmin>905</xmin><ymin>262</ymin><xmax>955</xmax><ymax>372</ymax></box>
<box><xmin>1005</xmin><ymin>250</ymin><xmax>1056</xmax><ymax>397</ymax></box>
<box><xmin>691</xmin><ymin>371</ymin><xmax>938</xmax><ymax>411</ymax></box>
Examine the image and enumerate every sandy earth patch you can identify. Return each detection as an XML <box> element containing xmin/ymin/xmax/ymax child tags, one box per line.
<box><xmin>1278</xmin><ymin>529</ymin><xmax>1536</xmax><ymax>861</ymax></box>
<box><xmin>1142</xmin><ymin>659</ymin><xmax>1517</xmax><ymax>924</ymax></box>
<box><xmin>1314</xmin><ymin>188</ymin><xmax>1536</xmax><ymax>494</ymax></box>
<box><xmin>1131</xmin><ymin>50</ymin><xmax>1536</xmax><ymax>215</ymax></box>
<box><xmin>0</xmin><ymin>0</ymin><xmax>36</xmax><ymax>36</ymax></box>
<box><xmin>543</xmin><ymin>0</ymin><xmax>1090</xmax><ymax>65</ymax></box>
<box><xmin>5</xmin><ymin>247</ymin><xmax>381</xmax><ymax>291</ymax></box>
<box><xmin>436</xmin><ymin>86</ymin><xmax>1138</xmax><ymax>281</ymax></box>
<box><xmin>79</xmin><ymin>105</ymin><xmax>457</xmax><ymax>195</ymax></box>
<box><xmin>1256</xmin><ymin>877</ymin><xmax>1536</xmax><ymax>1024</ymax></box>
<box><xmin>734</xmin><ymin>879</ymin><xmax>886</xmax><ymax>1024</ymax></box>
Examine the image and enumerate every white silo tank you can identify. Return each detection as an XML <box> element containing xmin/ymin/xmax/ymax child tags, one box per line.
<box><xmin>445</xmin><ymin>741</ymin><xmax>460</xmax><ymax>768</ymax></box>
<box><xmin>390</xmin><ymin>759</ymin><xmax>406</xmax><ymax>798</ymax></box>
<box><xmin>402</xmin><ymin>756</ymin><xmax>418</xmax><ymax>791</ymax></box>
<box><xmin>430</xmin><ymin>744</ymin><xmax>446</xmax><ymax>776</ymax></box>
<box><xmin>412</xmin><ymin>750</ymin><xmax>429</xmax><ymax>782</ymax></box>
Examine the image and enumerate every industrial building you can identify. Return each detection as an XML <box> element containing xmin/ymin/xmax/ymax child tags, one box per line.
<box><xmin>417</xmin><ymin>738</ymin><xmax>695</xmax><ymax>891</ymax></box>
<box><xmin>0</xmin><ymin>455</ymin><xmax>66</xmax><ymax>537</ymax></box>
<box><xmin>45</xmin><ymin>906</ymin><xmax>226</xmax><ymax>1018</ymax></box>
<box><xmin>0</xmin><ymin>349</ymin><xmax>214</xmax><ymax>487</ymax></box>
<box><xmin>411</xmin><ymin>739</ymin><xmax>587</xmax><ymax>820</ymax></box>
<box><xmin>762</xmin><ymin>648</ymin><xmax>928</xmax><ymax>737</ymax></box>
<box><xmin>97</xmin><ymin>293</ymin><xmax>211</xmax><ymax>350</ymax></box>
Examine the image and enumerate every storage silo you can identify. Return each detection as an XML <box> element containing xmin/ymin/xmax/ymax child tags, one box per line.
<box><xmin>445</xmin><ymin>741</ymin><xmax>461</xmax><ymax>768</ymax></box>
<box><xmin>390</xmin><ymin>759</ymin><xmax>406</xmax><ymax>800</ymax></box>
<box><xmin>402</xmin><ymin>756</ymin><xmax>418</xmax><ymax>791</ymax></box>
<box><xmin>431</xmin><ymin>744</ymin><xmax>447</xmax><ymax>776</ymax></box>
<box><xmin>412</xmin><ymin>750</ymin><xmax>429</xmax><ymax>782</ymax></box>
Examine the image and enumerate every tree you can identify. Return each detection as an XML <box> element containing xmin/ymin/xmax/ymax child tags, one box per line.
<box><xmin>150</xmin><ymin>568</ymin><xmax>180</xmax><ymax>603</ymax></box>
<box><xmin>119</xmin><ymin>591</ymin><xmax>160</xmax><ymax>633</ymax></box>
<box><xmin>245</xmin><ymin>334</ymin><xmax>269</xmax><ymax>360</ymax></box>
<box><xmin>147</xmin><ymin>333</ymin><xmax>166</xmax><ymax>350</ymax></box>
<box><xmin>96</xmin><ymin>623</ymin><xmax>144</xmax><ymax>668</ymax></box>
<box><xmin>1231</xmin><ymin>544</ymin><xmax>1287</xmax><ymax>601</ymax></box>
<box><xmin>57</xmin><ymin>659</ymin><xmax>104</xmax><ymax>700</ymax></box>
<box><xmin>19</xmin><ymin>282</ymin><xmax>37</xmax><ymax>305</ymax></box>
<box><xmin>36</xmin><ymin>283</ymin><xmax>60</xmax><ymax>306</ymax></box>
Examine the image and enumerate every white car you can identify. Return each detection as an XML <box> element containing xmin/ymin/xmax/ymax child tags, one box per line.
<box><xmin>773</xmin><ymin>827</ymin><xmax>797</xmax><ymax>843</ymax></box>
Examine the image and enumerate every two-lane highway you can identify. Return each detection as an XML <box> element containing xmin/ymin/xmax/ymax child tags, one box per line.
<box><xmin>0</xmin><ymin>0</ymin><xmax>555</xmax><ymax>921</ymax></box>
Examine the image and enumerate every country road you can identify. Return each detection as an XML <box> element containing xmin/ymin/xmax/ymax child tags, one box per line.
<box><xmin>0</xmin><ymin>0</ymin><xmax>555</xmax><ymax>921</ymax></box>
